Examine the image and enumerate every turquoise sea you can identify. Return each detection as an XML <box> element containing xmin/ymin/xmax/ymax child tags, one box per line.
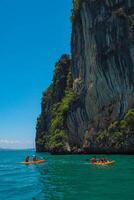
<box><xmin>0</xmin><ymin>150</ymin><xmax>134</xmax><ymax>200</ymax></box>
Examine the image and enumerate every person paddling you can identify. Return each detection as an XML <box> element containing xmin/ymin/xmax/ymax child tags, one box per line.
<box><xmin>25</xmin><ymin>156</ymin><xmax>30</xmax><ymax>162</ymax></box>
<box><xmin>103</xmin><ymin>157</ymin><xmax>108</xmax><ymax>162</ymax></box>
<box><xmin>99</xmin><ymin>157</ymin><xmax>108</xmax><ymax>163</ymax></box>
<box><xmin>33</xmin><ymin>155</ymin><xmax>37</xmax><ymax>162</ymax></box>
<box><xmin>91</xmin><ymin>156</ymin><xmax>97</xmax><ymax>163</ymax></box>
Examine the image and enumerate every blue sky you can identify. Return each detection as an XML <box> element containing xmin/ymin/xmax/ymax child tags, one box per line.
<box><xmin>0</xmin><ymin>0</ymin><xmax>72</xmax><ymax>149</ymax></box>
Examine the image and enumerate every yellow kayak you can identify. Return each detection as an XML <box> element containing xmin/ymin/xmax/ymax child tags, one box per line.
<box><xmin>20</xmin><ymin>160</ymin><xmax>46</xmax><ymax>165</ymax></box>
<box><xmin>91</xmin><ymin>161</ymin><xmax>115</xmax><ymax>165</ymax></box>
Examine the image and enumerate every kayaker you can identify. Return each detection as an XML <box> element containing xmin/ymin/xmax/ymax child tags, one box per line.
<box><xmin>33</xmin><ymin>155</ymin><xmax>37</xmax><ymax>161</ymax></box>
<box><xmin>99</xmin><ymin>157</ymin><xmax>107</xmax><ymax>163</ymax></box>
<box><xmin>103</xmin><ymin>157</ymin><xmax>108</xmax><ymax>162</ymax></box>
<box><xmin>25</xmin><ymin>156</ymin><xmax>30</xmax><ymax>162</ymax></box>
<box><xmin>91</xmin><ymin>156</ymin><xmax>97</xmax><ymax>163</ymax></box>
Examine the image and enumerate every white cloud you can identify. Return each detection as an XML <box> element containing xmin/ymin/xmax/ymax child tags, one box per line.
<box><xmin>0</xmin><ymin>139</ymin><xmax>20</xmax><ymax>145</ymax></box>
<box><xmin>0</xmin><ymin>138</ymin><xmax>34</xmax><ymax>149</ymax></box>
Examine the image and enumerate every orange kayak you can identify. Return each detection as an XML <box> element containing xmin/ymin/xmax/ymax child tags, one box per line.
<box><xmin>91</xmin><ymin>161</ymin><xmax>115</xmax><ymax>165</ymax></box>
<box><xmin>20</xmin><ymin>160</ymin><xmax>46</xmax><ymax>165</ymax></box>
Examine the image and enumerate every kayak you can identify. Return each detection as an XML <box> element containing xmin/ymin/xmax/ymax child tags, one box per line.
<box><xmin>20</xmin><ymin>160</ymin><xmax>46</xmax><ymax>165</ymax></box>
<box><xmin>91</xmin><ymin>161</ymin><xmax>115</xmax><ymax>165</ymax></box>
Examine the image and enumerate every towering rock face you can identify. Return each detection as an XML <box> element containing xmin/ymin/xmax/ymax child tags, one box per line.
<box><xmin>36</xmin><ymin>0</ymin><xmax>134</xmax><ymax>153</ymax></box>
<box><xmin>67</xmin><ymin>0</ymin><xmax>134</xmax><ymax>153</ymax></box>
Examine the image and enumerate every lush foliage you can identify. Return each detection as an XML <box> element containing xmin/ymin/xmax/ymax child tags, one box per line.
<box><xmin>48</xmin><ymin>130</ymin><xmax>67</xmax><ymax>151</ymax></box>
<box><xmin>48</xmin><ymin>90</ymin><xmax>75</xmax><ymax>151</ymax></box>
<box><xmin>96</xmin><ymin>108</ymin><xmax>134</xmax><ymax>149</ymax></box>
<box><xmin>36</xmin><ymin>134</ymin><xmax>50</xmax><ymax>149</ymax></box>
<box><xmin>36</xmin><ymin>55</ymin><xmax>74</xmax><ymax>152</ymax></box>
<box><xmin>124</xmin><ymin>108</ymin><xmax>134</xmax><ymax>127</ymax></box>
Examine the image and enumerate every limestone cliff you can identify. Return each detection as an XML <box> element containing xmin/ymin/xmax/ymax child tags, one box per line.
<box><xmin>36</xmin><ymin>55</ymin><xmax>75</xmax><ymax>153</ymax></box>
<box><xmin>36</xmin><ymin>0</ymin><xmax>134</xmax><ymax>153</ymax></box>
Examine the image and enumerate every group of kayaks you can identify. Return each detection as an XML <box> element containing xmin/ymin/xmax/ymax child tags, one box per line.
<box><xmin>20</xmin><ymin>157</ymin><xmax>115</xmax><ymax>166</ymax></box>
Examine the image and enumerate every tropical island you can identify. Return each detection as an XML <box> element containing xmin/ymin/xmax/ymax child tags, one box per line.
<box><xmin>36</xmin><ymin>0</ymin><xmax>134</xmax><ymax>154</ymax></box>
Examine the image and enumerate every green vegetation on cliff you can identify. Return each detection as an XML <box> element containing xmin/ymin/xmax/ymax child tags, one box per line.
<box><xmin>96</xmin><ymin>108</ymin><xmax>134</xmax><ymax>150</ymax></box>
<box><xmin>49</xmin><ymin>90</ymin><xmax>75</xmax><ymax>152</ymax></box>
<box><xmin>36</xmin><ymin>55</ymin><xmax>76</xmax><ymax>153</ymax></box>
